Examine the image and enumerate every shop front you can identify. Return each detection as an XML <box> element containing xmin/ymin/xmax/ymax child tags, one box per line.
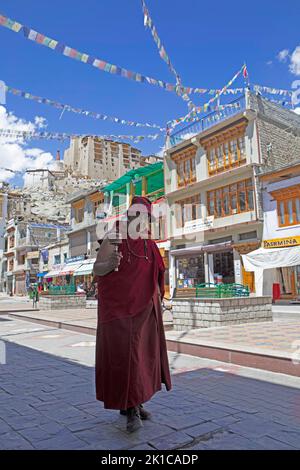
<box><xmin>242</xmin><ymin>237</ymin><xmax>300</xmax><ymax>299</ymax></box>
<box><xmin>170</xmin><ymin>241</ymin><xmax>235</xmax><ymax>297</ymax></box>
<box><xmin>73</xmin><ymin>258</ymin><xmax>96</xmax><ymax>296</ymax></box>
<box><xmin>176</xmin><ymin>254</ymin><xmax>205</xmax><ymax>290</ymax></box>
<box><xmin>14</xmin><ymin>270</ymin><xmax>27</xmax><ymax>296</ymax></box>
<box><xmin>43</xmin><ymin>256</ymin><xmax>86</xmax><ymax>290</ymax></box>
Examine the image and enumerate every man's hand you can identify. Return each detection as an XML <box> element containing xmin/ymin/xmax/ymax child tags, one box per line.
<box><xmin>107</xmin><ymin>251</ymin><xmax>123</xmax><ymax>272</ymax></box>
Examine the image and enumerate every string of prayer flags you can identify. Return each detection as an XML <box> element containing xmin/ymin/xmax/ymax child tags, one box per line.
<box><xmin>5</xmin><ymin>85</ymin><xmax>165</xmax><ymax>131</ymax></box>
<box><xmin>253</xmin><ymin>85</ymin><xmax>292</xmax><ymax>96</ymax></box>
<box><xmin>0</xmin><ymin>13</ymin><xmax>188</xmax><ymax>99</ymax></box>
<box><xmin>141</xmin><ymin>0</ymin><xmax>180</xmax><ymax>84</ymax></box>
<box><xmin>0</xmin><ymin>13</ymin><xmax>249</xmax><ymax>98</ymax></box>
<box><xmin>169</xmin><ymin>65</ymin><xmax>246</xmax><ymax>128</ymax></box>
<box><xmin>140</xmin><ymin>0</ymin><xmax>192</xmax><ymax>106</ymax></box>
<box><xmin>0</xmin><ymin>128</ymin><xmax>161</xmax><ymax>143</ymax></box>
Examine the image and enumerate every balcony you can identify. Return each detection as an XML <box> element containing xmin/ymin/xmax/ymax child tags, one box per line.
<box><xmin>169</xmin><ymin>94</ymin><xmax>246</xmax><ymax>147</ymax></box>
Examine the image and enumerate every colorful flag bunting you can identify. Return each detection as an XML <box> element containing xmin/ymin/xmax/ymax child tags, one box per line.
<box><xmin>140</xmin><ymin>0</ymin><xmax>193</xmax><ymax>106</ymax></box>
<box><xmin>0</xmin><ymin>13</ymin><xmax>252</xmax><ymax>98</ymax></box>
<box><xmin>169</xmin><ymin>65</ymin><xmax>246</xmax><ymax>128</ymax></box>
<box><xmin>0</xmin><ymin>128</ymin><xmax>161</xmax><ymax>143</ymax></box>
<box><xmin>5</xmin><ymin>84</ymin><xmax>165</xmax><ymax>130</ymax></box>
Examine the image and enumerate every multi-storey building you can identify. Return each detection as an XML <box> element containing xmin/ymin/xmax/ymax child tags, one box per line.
<box><xmin>67</xmin><ymin>188</ymin><xmax>105</xmax><ymax>259</ymax></box>
<box><xmin>64</xmin><ymin>136</ymin><xmax>159</xmax><ymax>181</ymax></box>
<box><xmin>0</xmin><ymin>189</ymin><xmax>8</xmax><ymax>291</ymax></box>
<box><xmin>3</xmin><ymin>220</ymin><xmax>69</xmax><ymax>295</ymax></box>
<box><xmin>38</xmin><ymin>237</ymin><xmax>70</xmax><ymax>279</ymax></box>
<box><xmin>164</xmin><ymin>90</ymin><xmax>300</xmax><ymax>297</ymax></box>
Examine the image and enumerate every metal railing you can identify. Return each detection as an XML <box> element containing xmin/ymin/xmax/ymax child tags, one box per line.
<box><xmin>196</xmin><ymin>283</ymin><xmax>250</xmax><ymax>298</ymax></box>
<box><xmin>48</xmin><ymin>284</ymin><xmax>77</xmax><ymax>295</ymax></box>
<box><xmin>170</xmin><ymin>94</ymin><xmax>246</xmax><ymax>147</ymax></box>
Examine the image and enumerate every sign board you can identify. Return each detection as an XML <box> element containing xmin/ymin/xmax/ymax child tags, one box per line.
<box><xmin>65</xmin><ymin>255</ymin><xmax>85</xmax><ymax>264</ymax></box>
<box><xmin>263</xmin><ymin>236</ymin><xmax>300</xmax><ymax>249</ymax></box>
<box><xmin>183</xmin><ymin>217</ymin><xmax>214</xmax><ymax>234</ymax></box>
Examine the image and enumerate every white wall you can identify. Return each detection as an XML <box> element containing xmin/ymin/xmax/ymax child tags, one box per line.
<box><xmin>0</xmin><ymin>194</ymin><xmax>7</xmax><ymax>252</ymax></box>
<box><xmin>23</xmin><ymin>170</ymin><xmax>54</xmax><ymax>190</ymax></box>
<box><xmin>263</xmin><ymin>175</ymin><xmax>300</xmax><ymax>240</ymax></box>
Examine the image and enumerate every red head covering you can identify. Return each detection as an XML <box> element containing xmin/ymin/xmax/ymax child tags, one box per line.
<box><xmin>130</xmin><ymin>196</ymin><xmax>152</xmax><ymax>214</ymax></box>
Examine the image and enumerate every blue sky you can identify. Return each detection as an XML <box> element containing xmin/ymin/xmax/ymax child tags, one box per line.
<box><xmin>0</xmin><ymin>0</ymin><xmax>299</xmax><ymax>185</ymax></box>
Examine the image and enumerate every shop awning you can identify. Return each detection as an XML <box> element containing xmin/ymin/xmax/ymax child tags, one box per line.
<box><xmin>59</xmin><ymin>261</ymin><xmax>84</xmax><ymax>276</ymax></box>
<box><xmin>44</xmin><ymin>268</ymin><xmax>61</xmax><ymax>278</ymax></box>
<box><xmin>170</xmin><ymin>241</ymin><xmax>232</xmax><ymax>256</ymax></box>
<box><xmin>73</xmin><ymin>259</ymin><xmax>96</xmax><ymax>276</ymax></box>
<box><xmin>37</xmin><ymin>271</ymin><xmax>48</xmax><ymax>278</ymax></box>
<box><xmin>242</xmin><ymin>246</ymin><xmax>300</xmax><ymax>272</ymax></box>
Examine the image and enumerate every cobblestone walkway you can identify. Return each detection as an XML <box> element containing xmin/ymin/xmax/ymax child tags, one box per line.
<box><xmin>0</xmin><ymin>316</ymin><xmax>300</xmax><ymax>450</ymax></box>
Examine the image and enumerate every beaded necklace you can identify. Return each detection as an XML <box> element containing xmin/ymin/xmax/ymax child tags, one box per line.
<box><xmin>126</xmin><ymin>238</ymin><xmax>151</xmax><ymax>264</ymax></box>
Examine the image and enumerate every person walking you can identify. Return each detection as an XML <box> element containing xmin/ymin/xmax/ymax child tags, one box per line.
<box><xmin>93</xmin><ymin>196</ymin><xmax>171</xmax><ymax>433</ymax></box>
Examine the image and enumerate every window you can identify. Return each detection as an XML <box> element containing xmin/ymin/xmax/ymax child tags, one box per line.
<box><xmin>73</xmin><ymin>200</ymin><xmax>85</xmax><ymax>223</ymax></box>
<box><xmin>239</xmin><ymin>231</ymin><xmax>257</xmax><ymax>241</ymax></box>
<box><xmin>8</xmin><ymin>258</ymin><xmax>14</xmax><ymax>271</ymax></box>
<box><xmin>207</xmin><ymin>178</ymin><xmax>255</xmax><ymax>218</ymax></box>
<box><xmin>153</xmin><ymin>216</ymin><xmax>167</xmax><ymax>241</ymax></box>
<box><xmin>75</xmin><ymin>207</ymin><xmax>84</xmax><ymax>223</ymax></box>
<box><xmin>272</xmin><ymin>185</ymin><xmax>300</xmax><ymax>227</ymax></box>
<box><xmin>8</xmin><ymin>235</ymin><xmax>15</xmax><ymax>249</ymax></box>
<box><xmin>170</xmin><ymin>145</ymin><xmax>197</xmax><ymax>188</ymax></box>
<box><xmin>54</xmin><ymin>254</ymin><xmax>61</xmax><ymax>265</ymax></box>
<box><xmin>201</xmin><ymin>121</ymin><xmax>247</xmax><ymax>175</ymax></box>
<box><xmin>175</xmin><ymin>195</ymin><xmax>201</xmax><ymax>228</ymax></box>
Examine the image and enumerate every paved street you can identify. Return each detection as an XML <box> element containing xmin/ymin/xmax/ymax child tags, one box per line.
<box><xmin>1</xmin><ymin>315</ymin><xmax>300</xmax><ymax>450</ymax></box>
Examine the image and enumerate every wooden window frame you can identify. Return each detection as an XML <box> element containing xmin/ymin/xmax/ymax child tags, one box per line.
<box><xmin>201</xmin><ymin>121</ymin><xmax>247</xmax><ymax>176</ymax></box>
<box><xmin>170</xmin><ymin>145</ymin><xmax>197</xmax><ymax>188</ymax></box>
<box><xmin>207</xmin><ymin>178</ymin><xmax>254</xmax><ymax>219</ymax></box>
<box><xmin>271</xmin><ymin>185</ymin><xmax>300</xmax><ymax>227</ymax></box>
<box><xmin>72</xmin><ymin>200</ymin><xmax>85</xmax><ymax>223</ymax></box>
<box><xmin>175</xmin><ymin>194</ymin><xmax>201</xmax><ymax>228</ymax></box>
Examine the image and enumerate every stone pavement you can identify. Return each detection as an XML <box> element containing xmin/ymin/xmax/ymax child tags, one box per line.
<box><xmin>7</xmin><ymin>304</ymin><xmax>300</xmax><ymax>375</ymax></box>
<box><xmin>166</xmin><ymin>320</ymin><xmax>300</xmax><ymax>358</ymax></box>
<box><xmin>0</xmin><ymin>295</ymin><xmax>38</xmax><ymax>313</ymax></box>
<box><xmin>6</xmin><ymin>305</ymin><xmax>174</xmax><ymax>333</ymax></box>
<box><xmin>1</xmin><ymin>316</ymin><xmax>300</xmax><ymax>450</ymax></box>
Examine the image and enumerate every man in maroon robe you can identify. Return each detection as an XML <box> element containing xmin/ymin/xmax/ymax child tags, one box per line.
<box><xmin>93</xmin><ymin>196</ymin><xmax>171</xmax><ymax>433</ymax></box>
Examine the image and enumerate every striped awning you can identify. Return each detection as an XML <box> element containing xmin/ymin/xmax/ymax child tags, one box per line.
<box><xmin>59</xmin><ymin>261</ymin><xmax>84</xmax><ymax>276</ymax></box>
<box><xmin>73</xmin><ymin>259</ymin><xmax>95</xmax><ymax>276</ymax></box>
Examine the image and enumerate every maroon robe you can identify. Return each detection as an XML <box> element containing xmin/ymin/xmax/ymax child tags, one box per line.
<box><xmin>95</xmin><ymin>237</ymin><xmax>172</xmax><ymax>410</ymax></box>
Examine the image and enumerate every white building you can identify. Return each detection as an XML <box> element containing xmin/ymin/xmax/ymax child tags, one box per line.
<box><xmin>23</xmin><ymin>169</ymin><xmax>55</xmax><ymax>191</ymax></box>
<box><xmin>243</xmin><ymin>162</ymin><xmax>300</xmax><ymax>299</ymax></box>
<box><xmin>63</xmin><ymin>136</ymin><xmax>162</xmax><ymax>181</ymax></box>
<box><xmin>0</xmin><ymin>191</ymin><xmax>8</xmax><ymax>291</ymax></box>
<box><xmin>165</xmin><ymin>90</ymin><xmax>300</xmax><ymax>298</ymax></box>
<box><xmin>64</xmin><ymin>136</ymin><xmax>146</xmax><ymax>181</ymax></box>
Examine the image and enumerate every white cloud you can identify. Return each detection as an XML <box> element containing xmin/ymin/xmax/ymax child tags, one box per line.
<box><xmin>266</xmin><ymin>60</ymin><xmax>273</xmax><ymax>66</ymax></box>
<box><xmin>0</xmin><ymin>106</ymin><xmax>54</xmax><ymax>182</ymax></box>
<box><xmin>277</xmin><ymin>49</ymin><xmax>290</xmax><ymax>63</ymax></box>
<box><xmin>290</xmin><ymin>46</ymin><xmax>300</xmax><ymax>75</ymax></box>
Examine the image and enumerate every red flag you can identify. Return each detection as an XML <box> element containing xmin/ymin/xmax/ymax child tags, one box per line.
<box><xmin>243</xmin><ymin>65</ymin><xmax>248</xmax><ymax>79</ymax></box>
